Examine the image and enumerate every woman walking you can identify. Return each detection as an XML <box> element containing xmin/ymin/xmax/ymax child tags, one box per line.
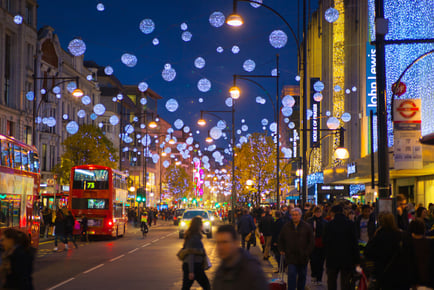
<box><xmin>181</xmin><ymin>217</ymin><xmax>210</xmax><ymax>290</ymax></box>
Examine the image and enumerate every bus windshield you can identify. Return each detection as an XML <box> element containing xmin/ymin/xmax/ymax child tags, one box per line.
<box><xmin>72</xmin><ymin>169</ymin><xmax>109</xmax><ymax>190</ymax></box>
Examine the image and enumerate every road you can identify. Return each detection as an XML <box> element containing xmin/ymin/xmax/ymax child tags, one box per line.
<box><xmin>34</xmin><ymin>221</ymin><xmax>220</xmax><ymax>290</ymax></box>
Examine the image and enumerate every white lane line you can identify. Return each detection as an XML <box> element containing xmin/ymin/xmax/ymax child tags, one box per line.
<box><xmin>109</xmin><ymin>254</ymin><xmax>125</xmax><ymax>262</ymax></box>
<box><xmin>47</xmin><ymin>278</ymin><xmax>75</xmax><ymax>290</ymax></box>
<box><xmin>142</xmin><ymin>243</ymin><xmax>151</xmax><ymax>248</ymax></box>
<box><xmin>83</xmin><ymin>263</ymin><xmax>104</xmax><ymax>274</ymax></box>
<box><xmin>128</xmin><ymin>248</ymin><xmax>139</xmax><ymax>254</ymax></box>
<box><xmin>152</xmin><ymin>239</ymin><xmax>160</xmax><ymax>243</ymax></box>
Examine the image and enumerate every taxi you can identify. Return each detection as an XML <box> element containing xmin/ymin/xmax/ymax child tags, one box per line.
<box><xmin>178</xmin><ymin>209</ymin><xmax>212</xmax><ymax>239</ymax></box>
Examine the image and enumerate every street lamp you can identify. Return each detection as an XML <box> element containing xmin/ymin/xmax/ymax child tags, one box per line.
<box><xmin>197</xmin><ymin>118</ymin><xmax>207</xmax><ymax>126</ymax></box>
<box><xmin>71</xmin><ymin>88</ymin><xmax>84</xmax><ymax>98</ymax></box>
<box><xmin>229</xmin><ymin>86</ymin><xmax>241</xmax><ymax>99</ymax></box>
<box><xmin>226</xmin><ymin>13</ymin><xmax>243</xmax><ymax>27</ymax></box>
<box><xmin>148</xmin><ymin>120</ymin><xmax>158</xmax><ymax>129</ymax></box>
<box><xmin>205</xmin><ymin>136</ymin><xmax>213</xmax><ymax>143</ymax></box>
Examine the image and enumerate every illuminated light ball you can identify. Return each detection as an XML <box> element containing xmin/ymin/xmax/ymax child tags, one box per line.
<box><xmin>256</xmin><ymin>96</ymin><xmax>263</xmax><ymax>104</ymax></box>
<box><xmin>269</xmin><ymin>30</ymin><xmax>288</xmax><ymax>49</ymax></box>
<box><xmin>217</xmin><ymin>120</ymin><xmax>226</xmax><ymax>130</ymax></box>
<box><xmin>77</xmin><ymin>110</ymin><xmax>86</xmax><ymax>118</ymax></box>
<box><xmin>282</xmin><ymin>95</ymin><xmax>296</xmax><ymax>107</ymax></box>
<box><xmin>269</xmin><ymin>122</ymin><xmax>277</xmax><ymax>132</ymax></box>
<box><xmin>334</xmin><ymin>85</ymin><xmax>341</xmax><ymax>92</ymax></box>
<box><xmin>109</xmin><ymin>115</ymin><xmax>119</xmax><ymax>126</ymax></box>
<box><xmin>117</xmin><ymin>94</ymin><xmax>123</xmax><ymax>100</ymax></box>
<box><xmin>123</xmin><ymin>135</ymin><xmax>133</xmax><ymax>143</ymax></box>
<box><xmin>282</xmin><ymin>106</ymin><xmax>293</xmax><ymax>117</ymax></box>
<box><xmin>40</xmin><ymin>88</ymin><xmax>47</xmax><ymax>95</ymax></box>
<box><xmin>271</xmin><ymin>68</ymin><xmax>277</xmax><ymax>76</ymax></box>
<box><xmin>14</xmin><ymin>15</ymin><xmax>23</xmax><ymax>24</ymax></box>
<box><xmin>96</xmin><ymin>3</ymin><xmax>105</xmax><ymax>11</ymax></box>
<box><xmin>47</xmin><ymin>117</ymin><xmax>56</xmax><ymax>127</ymax></box>
<box><xmin>86</xmin><ymin>74</ymin><xmax>93</xmax><ymax>81</ymax></box>
<box><xmin>104</xmin><ymin>66</ymin><xmax>114</xmax><ymax>75</ymax></box>
<box><xmin>80</xmin><ymin>95</ymin><xmax>91</xmax><ymax>105</ymax></box>
<box><xmin>326</xmin><ymin>110</ymin><xmax>331</xmax><ymax>116</ymax></box>
<box><xmin>142</xmin><ymin>135</ymin><xmax>151</xmax><ymax>146</ymax></box>
<box><xmin>63</xmin><ymin>114</ymin><xmax>69</xmax><ymax>120</ymax></box>
<box><xmin>216</xmin><ymin>46</ymin><xmax>224</xmax><ymax>53</ymax></box>
<box><xmin>325</xmin><ymin>7</ymin><xmax>339</xmax><ymax>23</ymax></box>
<box><xmin>174</xmin><ymin>119</ymin><xmax>184</xmax><ymax>129</ymax></box>
<box><xmin>241</xmin><ymin>119</ymin><xmax>245</xmax><ymax>123</ymax></box>
<box><xmin>262</xmin><ymin>126</ymin><xmax>266</xmax><ymax>130</ymax></box>
<box><xmin>295</xmin><ymin>75</ymin><xmax>301</xmax><ymax>82</ymax></box>
<box><xmin>306</xmin><ymin>109</ymin><xmax>313</xmax><ymax>119</ymax></box>
<box><xmin>52</xmin><ymin>86</ymin><xmax>61</xmax><ymax>94</ymax></box>
<box><xmin>138</xmin><ymin>82</ymin><xmax>148</xmax><ymax>92</ymax></box>
<box><xmin>241</xmin><ymin>125</ymin><xmax>248</xmax><ymax>131</ymax></box>
<box><xmin>202</xmin><ymin>156</ymin><xmax>210</xmax><ymax>163</ymax></box>
<box><xmin>243</xmin><ymin>59</ymin><xmax>256</xmax><ymax>72</ymax></box>
<box><xmin>194</xmin><ymin>57</ymin><xmax>206</xmax><ymax>69</ymax></box>
<box><xmin>42</xmin><ymin>117</ymin><xmax>48</xmax><ymax>125</ymax></box>
<box><xmin>210</xmin><ymin>127</ymin><xmax>223</xmax><ymax>140</ymax></box>
<box><xmin>261</xmin><ymin>118</ymin><xmax>268</xmax><ymax>126</ymax></box>
<box><xmin>180</xmin><ymin>22</ymin><xmax>188</xmax><ymax>31</ymax></box>
<box><xmin>56</xmin><ymin>94</ymin><xmax>62</xmax><ymax>99</ymax></box>
<box><xmin>198</xmin><ymin>98</ymin><xmax>204</xmax><ymax>103</ymax></box>
<box><xmin>284</xmin><ymin>118</ymin><xmax>289</xmax><ymax>123</ymax></box>
<box><xmin>162</xmin><ymin>67</ymin><xmax>176</xmax><ymax>82</ymax></box>
<box><xmin>163</xmin><ymin>160</ymin><xmax>170</xmax><ymax>168</ymax></box>
<box><xmin>26</xmin><ymin>91</ymin><xmax>34</xmax><ymax>101</ymax></box>
<box><xmin>112</xmin><ymin>97</ymin><xmax>117</xmax><ymax>102</ymax></box>
<box><xmin>136</xmin><ymin>134</ymin><xmax>141</xmax><ymax>139</ymax></box>
<box><xmin>240</xmin><ymin>136</ymin><xmax>248</xmax><ymax>144</ymax></box>
<box><xmin>209</xmin><ymin>11</ymin><xmax>225</xmax><ymax>28</ymax></box>
<box><xmin>345</xmin><ymin>89</ymin><xmax>351</xmax><ymax>94</ymax></box>
<box><xmin>152</xmin><ymin>38</ymin><xmax>159</xmax><ymax>46</ymax></box>
<box><xmin>68</xmin><ymin>38</ymin><xmax>86</xmax><ymax>56</ymax></box>
<box><xmin>164</xmin><ymin>147</ymin><xmax>172</xmax><ymax>154</ymax></box>
<box><xmin>313</xmin><ymin>92</ymin><xmax>323</xmax><ymax>102</ymax></box>
<box><xmin>165</xmin><ymin>98</ymin><xmax>179</xmax><ymax>112</ymax></box>
<box><xmin>66</xmin><ymin>82</ymin><xmax>77</xmax><ymax>93</ymax></box>
<box><xmin>93</xmin><ymin>104</ymin><xmax>106</xmax><ymax>116</ymax></box>
<box><xmin>139</xmin><ymin>19</ymin><xmax>155</xmax><ymax>34</ymax></box>
<box><xmin>232</xmin><ymin>45</ymin><xmax>240</xmax><ymax>54</ymax></box>
<box><xmin>132</xmin><ymin>157</ymin><xmax>137</xmax><ymax>162</ymax></box>
<box><xmin>140</xmin><ymin>98</ymin><xmax>147</xmax><ymax>105</ymax></box>
<box><xmin>186</xmin><ymin>137</ymin><xmax>194</xmax><ymax>145</ymax></box>
<box><xmin>288</xmin><ymin>122</ymin><xmax>295</xmax><ymax>129</ymax></box>
<box><xmin>152</xmin><ymin>154</ymin><xmax>159</xmax><ymax>163</ymax></box>
<box><xmin>125</xmin><ymin>124</ymin><xmax>134</xmax><ymax>134</ymax></box>
<box><xmin>66</xmin><ymin>121</ymin><xmax>79</xmax><ymax>135</ymax></box>
<box><xmin>313</xmin><ymin>80</ymin><xmax>325</xmax><ymax>92</ymax></box>
<box><xmin>250</xmin><ymin>0</ymin><xmax>262</xmax><ymax>8</ymax></box>
<box><xmin>352</xmin><ymin>86</ymin><xmax>357</xmax><ymax>92</ymax></box>
<box><xmin>98</xmin><ymin>122</ymin><xmax>104</xmax><ymax>128</ymax></box>
<box><xmin>341</xmin><ymin>112</ymin><xmax>352</xmax><ymax>123</ymax></box>
<box><xmin>121</xmin><ymin>53</ymin><xmax>138</xmax><ymax>68</ymax></box>
<box><xmin>327</xmin><ymin>117</ymin><xmax>340</xmax><ymax>130</ymax></box>
<box><xmin>197</xmin><ymin>78</ymin><xmax>211</xmax><ymax>92</ymax></box>
<box><xmin>181</xmin><ymin>31</ymin><xmax>192</xmax><ymax>42</ymax></box>
<box><xmin>225</xmin><ymin>97</ymin><xmax>233</xmax><ymax>107</ymax></box>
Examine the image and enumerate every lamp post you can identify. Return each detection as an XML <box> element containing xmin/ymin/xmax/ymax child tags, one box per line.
<box><xmin>197</xmin><ymin>108</ymin><xmax>236</xmax><ymax>224</ymax></box>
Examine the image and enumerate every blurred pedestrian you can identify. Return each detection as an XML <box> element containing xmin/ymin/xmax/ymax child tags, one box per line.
<box><xmin>181</xmin><ymin>217</ymin><xmax>210</xmax><ymax>290</ymax></box>
<box><xmin>365</xmin><ymin>212</ymin><xmax>414</xmax><ymax>290</ymax></box>
<box><xmin>41</xmin><ymin>207</ymin><xmax>52</xmax><ymax>238</ymax></box>
<box><xmin>323</xmin><ymin>204</ymin><xmax>360</xmax><ymax>290</ymax></box>
<box><xmin>271</xmin><ymin>211</ymin><xmax>285</xmax><ymax>269</ymax></box>
<box><xmin>259</xmin><ymin>207</ymin><xmax>273</xmax><ymax>260</ymax></box>
<box><xmin>355</xmin><ymin>205</ymin><xmax>376</xmax><ymax>244</ymax></box>
<box><xmin>396</xmin><ymin>194</ymin><xmax>409</xmax><ymax>231</ymax></box>
<box><xmin>53</xmin><ymin>210</ymin><xmax>67</xmax><ymax>251</ymax></box>
<box><xmin>278</xmin><ymin>207</ymin><xmax>314</xmax><ymax>290</ymax></box>
<box><xmin>213</xmin><ymin>225</ymin><xmax>267</xmax><ymax>290</ymax></box>
<box><xmin>64</xmin><ymin>211</ymin><xmax>78</xmax><ymax>249</ymax></box>
<box><xmin>237</xmin><ymin>209</ymin><xmax>256</xmax><ymax>251</ymax></box>
<box><xmin>0</xmin><ymin>229</ymin><xmax>35</xmax><ymax>289</ymax></box>
<box><xmin>307</xmin><ymin>206</ymin><xmax>327</xmax><ymax>285</ymax></box>
<box><xmin>80</xmin><ymin>215</ymin><xmax>89</xmax><ymax>242</ymax></box>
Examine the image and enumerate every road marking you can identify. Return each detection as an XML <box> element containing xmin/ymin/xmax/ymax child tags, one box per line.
<box><xmin>152</xmin><ymin>239</ymin><xmax>160</xmax><ymax>243</ymax></box>
<box><xmin>128</xmin><ymin>248</ymin><xmax>139</xmax><ymax>254</ymax></box>
<box><xmin>142</xmin><ymin>243</ymin><xmax>151</xmax><ymax>248</ymax></box>
<box><xmin>47</xmin><ymin>278</ymin><xmax>75</xmax><ymax>290</ymax></box>
<box><xmin>109</xmin><ymin>254</ymin><xmax>125</xmax><ymax>262</ymax></box>
<box><xmin>83</xmin><ymin>263</ymin><xmax>104</xmax><ymax>274</ymax></box>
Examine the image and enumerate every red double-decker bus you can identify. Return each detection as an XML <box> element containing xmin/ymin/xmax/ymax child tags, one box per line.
<box><xmin>69</xmin><ymin>165</ymin><xmax>128</xmax><ymax>238</ymax></box>
<box><xmin>0</xmin><ymin>134</ymin><xmax>40</xmax><ymax>248</ymax></box>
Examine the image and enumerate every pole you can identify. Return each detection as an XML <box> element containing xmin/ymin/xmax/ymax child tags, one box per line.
<box><xmin>370</xmin><ymin>110</ymin><xmax>375</xmax><ymax>189</ymax></box>
<box><xmin>32</xmin><ymin>55</ymin><xmax>38</xmax><ymax>146</ymax></box>
<box><xmin>375</xmin><ymin>0</ymin><xmax>390</xmax><ymax>198</ymax></box>
<box><xmin>231</xmin><ymin>95</ymin><xmax>236</xmax><ymax>225</ymax></box>
<box><xmin>159</xmin><ymin>144</ymin><xmax>163</xmax><ymax>203</ymax></box>
<box><xmin>275</xmin><ymin>54</ymin><xmax>280</xmax><ymax>210</ymax></box>
<box><xmin>301</xmin><ymin>0</ymin><xmax>308</xmax><ymax>208</ymax></box>
<box><xmin>144</xmin><ymin>114</ymin><xmax>148</xmax><ymax>207</ymax></box>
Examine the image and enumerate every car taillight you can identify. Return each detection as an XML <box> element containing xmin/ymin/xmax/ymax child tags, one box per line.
<box><xmin>108</xmin><ymin>220</ymin><xmax>113</xmax><ymax>227</ymax></box>
<box><xmin>174</xmin><ymin>216</ymin><xmax>177</xmax><ymax>220</ymax></box>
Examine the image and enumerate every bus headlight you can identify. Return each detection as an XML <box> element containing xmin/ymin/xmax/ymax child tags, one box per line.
<box><xmin>180</xmin><ymin>221</ymin><xmax>186</xmax><ymax>227</ymax></box>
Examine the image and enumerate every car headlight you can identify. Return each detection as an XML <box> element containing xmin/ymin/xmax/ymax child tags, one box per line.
<box><xmin>204</xmin><ymin>221</ymin><xmax>211</xmax><ymax>227</ymax></box>
<box><xmin>210</xmin><ymin>216</ymin><xmax>215</xmax><ymax>221</ymax></box>
<box><xmin>180</xmin><ymin>221</ymin><xmax>186</xmax><ymax>227</ymax></box>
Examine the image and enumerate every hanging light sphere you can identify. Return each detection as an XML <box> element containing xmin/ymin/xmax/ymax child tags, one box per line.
<box><xmin>325</xmin><ymin>7</ymin><xmax>340</xmax><ymax>23</ymax></box>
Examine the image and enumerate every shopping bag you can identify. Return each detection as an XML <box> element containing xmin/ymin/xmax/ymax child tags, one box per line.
<box><xmin>269</xmin><ymin>255</ymin><xmax>286</xmax><ymax>290</ymax></box>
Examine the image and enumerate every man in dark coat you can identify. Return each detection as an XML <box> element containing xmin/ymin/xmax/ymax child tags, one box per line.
<box><xmin>213</xmin><ymin>225</ymin><xmax>267</xmax><ymax>290</ymax></box>
<box><xmin>237</xmin><ymin>209</ymin><xmax>256</xmax><ymax>250</ymax></box>
<box><xmin>396</xmin><ymin>194</ymin><xmax>409</xmax><ymax>231</ymax></box>
<box><xmin>279</xmin><ymin>207</ymin><xmax>314</xmax><ymax>290</ymax></box>
<box><xmin>259</xmin><ymin>207</ymin><xmax>274</xmax><ymax>259</ymax></box>
<box><xmin>271</xmin><ymin>211</ymin><xmax>286</xmax><ymax>267</ymax></box>
<box><xmin>323</xmin><ymin>204</ymin><xmax>360</xmax><ymax>290</ymax></box>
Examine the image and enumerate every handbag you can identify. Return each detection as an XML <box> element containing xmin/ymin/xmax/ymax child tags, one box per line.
<box><xmin>176</xmin><ymin>248</ymin><xmax>189</xmax><ymax>261</ymax></box>
<box><xmin>260</xmin><ymin>233</ymin><xmax>265</xmax><ymax>245</ymax></box>
<box><xmin>203</xmin><ymin>254</ymin><xmax>212</xmax><ymax>270</ymax></box>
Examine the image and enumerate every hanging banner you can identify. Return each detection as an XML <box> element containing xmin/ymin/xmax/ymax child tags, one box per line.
<box><xmin>393</xmin><ymin>99</ymin><xmax>422</xmax><ymax>170</ymax></box>
<box><xmin>310</xmin><ymin>78</ymin><xmax>321</xmax><ymax>148</ymax></box>
<box><xmin>366</xmin><ymin>43</ymin><xmax>377</xmax><ymax>115</ymax></box>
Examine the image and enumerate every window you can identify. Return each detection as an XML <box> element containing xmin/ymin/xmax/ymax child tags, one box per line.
<box><xmin>26</xmin><ymin>43</ymin><xmax>33</xmax><ymax>69</ymax></box>
<box><xmin>72</xmin><ymin>169</ymin><xmax>109</xmax><ymax>190</ymax></box>
<box><xmin>0</xmin><ymin>197</ymin><xmax>21</xmax><ymax>228</ymax></box>
<box><xmin>6</xmin><ymin>120</ymin><xmax>13</xmax><ymax>137</ymax></box>
<box><xmin>1</xmin><ymin>141</ymin><xmax>11</xmax><ymax>167</ymax></box>
<box><xmin>71</xmin><ymin>198</ymin><xmax>109</xmax><ymax>210</ymax></box>
<box><xmin>25</xmin><ymin>3</ymin><xmax>33</xmax><ymax>25</ymax></box>
<box><xmin>4</xmin><ymin>34</ymin><xmax>11</xmax><ymax>105</ymax></box>
<box><xmin>21</xmin><ymin>148</ymin><xmax>29</xmax><ymax>171</ymax></box>
<box><xmin>182</xmin><ymin>211</ymin><xmax>209</xmax><ymax>220</ymax></box>
<box><xmin>25</xmin><ymin>126</ymin><xmax>32</xmax><ymax>145</ymax></box>
<box><xmin>114</xmin><ymin>203</ymin><xmax>123</xmax><ymax>218</ymax></box>
<box><xmin>41</xmin><ymin>144</ymin><xmax>47</xmax><ymax>171</ymax></box>
<box><xmin>13</xmin><ymin>145</ymin><xmax>22</xmax><ymax>170</ymax></box>
<box><xmin>5</xmin><ymin>0</ymin><xmax>12</xmax><ymax>13</ymax></box>
<box><xmin>29</xmin><ymin>151</ymin><xmax>39</xmax><ymax>173</ymax></box>
<box><xmin>50</xmin><ymin>145</ymin><xmax>55</xmax><ymax>170</ymax></box>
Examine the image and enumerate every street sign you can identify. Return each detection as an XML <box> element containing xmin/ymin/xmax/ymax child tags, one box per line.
<box><xmin>392</xmin><ymin>81</ymin><xmax>407</xmax><ymax>97</ymax></box>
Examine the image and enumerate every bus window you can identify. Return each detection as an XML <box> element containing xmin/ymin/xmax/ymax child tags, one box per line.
<box><xmin>13</xmin><ymin>145</ymin><xmax>22</xmax><ymax>170</ymax></box>
<box><xmin>71</xmin><ymin>198</ymin><xmax>109</xmax><ymax>210</ymax></box>
<box><xmin>29</xmin><ymin>152</ymin><xmax>40</xmax><ymax>173</ymax></box>
<box><xmin>114</xmin><ymin>203</ymin><xmax>123</xmax><ymax>218</ymax></box>
<box><xmin>72</xmin><ymin>169</ymin><xmax>109</xmax><ymax>190</ymax></box>
<box><xmin>1</xmin><ymin>141</ymin><xmax>11</xmax><ymax>167</ymax></box>
<box><xmin>0</xmin><ymin>197</ymin><xmax>21</xmax><ymax>228</ymax></box>
<box><xmin>21</xmin><ymin>149</ymin><xmax>29</xmax><ymax>171</ymax></box>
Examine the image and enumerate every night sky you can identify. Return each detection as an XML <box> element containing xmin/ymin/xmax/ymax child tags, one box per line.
<box><xmin>37</xmin><ymin>0</ymin><xmax>306</xmax><ymax>149</ymax></box>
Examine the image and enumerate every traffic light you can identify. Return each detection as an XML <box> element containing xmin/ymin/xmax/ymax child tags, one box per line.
<box><xmin>136</xmin><ymin>188</ymin><xmax>146</xmax><ymax>202</ymax></box>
